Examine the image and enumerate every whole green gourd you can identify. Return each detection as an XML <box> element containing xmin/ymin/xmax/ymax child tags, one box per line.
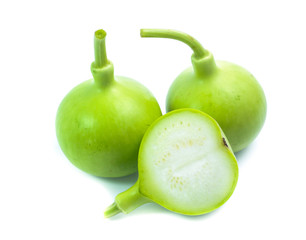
<box><xmin>141</xmin><ymin>29</ymin><xmax>267</xmax><ymax>152</ymax></box>
<box><xmin>56</xmin><ymin>29</ymin><xmax>162</xmax><ymax>177</ymax></box>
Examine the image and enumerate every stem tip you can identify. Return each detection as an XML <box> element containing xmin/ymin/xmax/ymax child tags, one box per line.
<box><xmin>104</xmin><ymin>202</ymin><xmax>122</xmax><ymax>218</ymax></box>
<box><xmin>95</xmin><ymin>29</ymin><xmax>106</xmax><ymax>40</ymax></box>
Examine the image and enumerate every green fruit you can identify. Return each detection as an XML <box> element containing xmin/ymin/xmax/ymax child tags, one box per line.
<box><xmin>104</xmin><ymin>109</ymin><xmax>238</xmax><ymax>217</ymax></box>
<box><xmin>141</xmin><ymin>29</ymin><xmax>267</xmax><ymax>152</ymax></box>
<box><xmin>56</xmin><ymin>29</ymin><xmax>162</xmax><ymax>177</ymax></box>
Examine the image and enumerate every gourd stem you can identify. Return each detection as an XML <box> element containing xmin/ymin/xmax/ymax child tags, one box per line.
<box><xmin>104</xmin><ymin>202</ymin><xmax>121</xmax><ymax>218</ymax></box>
<box><xmin>94</xmin><ymin>30</ymin><xmax>108</xmax><ymax>68</ymax></box>
<box><xmin>140</xmin><ymin>29</ymin><xmax>209</xmax><ymax>59</ymax></box>
<box><xmin>140</xmin><ymin>28</ymin><xmax>217</xmax><ymax>77</ymax></box>
<box><xmin>104</xmin><ymin>180</ymin><xmax>152</xmax><ymax>218</ymax></box>
<box><xmin>91</xmin><ymin>29</ymin><xmax>115</xmax><ymax>86</ymax></box>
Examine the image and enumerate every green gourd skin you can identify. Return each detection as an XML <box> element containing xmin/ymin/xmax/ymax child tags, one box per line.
<box><xmin>104</xmin><ymin>109</ymin><xmax>238</xmax><ymax>218</ymax></box>
<box><xmin>56</xmin><ymin>30</ymin><xmax>162</xmax><ymax>177</ymax></box>
<box><xmin>141</xmin><ymin>29</ymin><xmax>267</xmax><ymax>152</ymax></box>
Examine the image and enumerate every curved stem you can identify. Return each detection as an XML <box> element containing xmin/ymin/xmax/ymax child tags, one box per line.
<box><xmin>140</xmin><ymin>29</ymin><xmax>209</xmax><ymax>59</ymax></box>
<box><xmin>94</xmin><ymin>29</ymin><xmax>108</xmax><ymax>68</ymax></box>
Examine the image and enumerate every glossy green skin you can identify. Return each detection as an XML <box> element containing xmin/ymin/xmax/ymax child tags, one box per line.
<box><xmin>166</xmin><ymin>60</ymin><xmax>267</xmax><ymax>152</ymax></box>
<box><xmin>56</xmin><ymin>77</ymin><xmax>162</xmax><ymax>177</ymax></box>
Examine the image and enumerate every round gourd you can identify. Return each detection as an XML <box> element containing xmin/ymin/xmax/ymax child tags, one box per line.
<box><xmin>141</xmin><ymin>29</ymin><xmax>267</xmax><ymax>152</ymax></box>
<box><xmin>56</xmin><ymin>30</ymin><xmax>162</xmax><ymax>177</ymax></box>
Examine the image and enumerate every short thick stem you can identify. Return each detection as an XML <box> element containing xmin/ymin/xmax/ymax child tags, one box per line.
<box><xmin>91</xmin><ymin>29</ymin><xmax>114</xmax><ymax>86</ymax></box>
<box><xmin>191</xmin><ymin>52</ymin><xmax>217</xmax><ymax>77</ymax></box>
<box><xmin>104</xmin><ymin>180</ymin><xmax>151</xmax><ymax>218</ymax></box>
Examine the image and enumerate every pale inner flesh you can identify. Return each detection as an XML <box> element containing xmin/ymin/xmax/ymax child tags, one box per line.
<box><xmin>140</xmin><ymin>112</ymin><xmax>237</xmax><ymax>214</ymax></box>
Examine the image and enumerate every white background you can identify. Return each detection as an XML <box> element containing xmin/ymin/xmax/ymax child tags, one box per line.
<box><xmin>1</xmin><ymin>0</ymin><xmax>305</xmax><ymax>239</ymax></box>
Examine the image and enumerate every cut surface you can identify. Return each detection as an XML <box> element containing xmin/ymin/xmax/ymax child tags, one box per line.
<box><xmin>138</xmin><ymin>109</ymin><xmax>238</xmax><ymax>215</ymax></box>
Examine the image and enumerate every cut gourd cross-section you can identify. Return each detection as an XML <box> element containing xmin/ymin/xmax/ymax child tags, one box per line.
<box><xmin>105</xmin><ymin>109</ymin><xmax>239</xmax><ymax>217</ymax></box>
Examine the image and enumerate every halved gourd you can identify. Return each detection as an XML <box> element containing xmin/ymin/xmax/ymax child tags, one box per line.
<box><xmin>105</xmin><ymin>109</ymin><xmax>238</xmax><ymax>217</ymax></box>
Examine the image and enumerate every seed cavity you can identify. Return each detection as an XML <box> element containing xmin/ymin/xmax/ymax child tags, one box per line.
<box><xmin>169</xmin><ymin>176</ymin><xmax>185</xmax><ymax>191</ymax></box>
<box><xmin>155</xmin><ymin>160</ymin><xmax>161</xmax><ymax>166</ymax></box>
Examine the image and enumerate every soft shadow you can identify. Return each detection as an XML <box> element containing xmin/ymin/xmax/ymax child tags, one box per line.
<box><xmin>93</xmin><ymin>172</ymin><xmax>139</xmax><ymax>196</ymax></box>
<box><xmin>106</xmin><ymin>203</ymin><xmax>168</xmax><ymax>220</ymax></box>
<box><xmin>173</xmin><ymin>206</ymin><xmax>220</xmax><ymax>221</ymax></box>
<box><xmin>234</xmin><ymin>143</ymin><xmax>256</xmax><ymax>167</ymax></box>
<box><xmin>105</xmin><ymin>201</ymin><xmax>221</xmax><ymax>221</ymax></box>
